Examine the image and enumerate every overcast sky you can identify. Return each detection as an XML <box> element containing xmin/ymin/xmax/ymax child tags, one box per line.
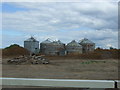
<box><xmin>1</xmin><ymin>1</ymin><xmax>118</xmax><ymax>49</ymax></box>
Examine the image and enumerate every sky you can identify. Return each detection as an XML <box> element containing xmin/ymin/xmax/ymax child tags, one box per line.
<box><xmin>1</xmin><ymin>1</ymin><xmax>118</xmax><ymax>49</ymax></box>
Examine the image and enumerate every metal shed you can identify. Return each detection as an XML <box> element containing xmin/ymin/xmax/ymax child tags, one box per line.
<box><xmin>66</xmin><ymin>40</ymin><xmax>82</xmax><ymax>55</ymax></box>
<box><xmin>79</xmin><ymin>38</ymin><xmax>95</xmax><ymax>53</ymax></box>
<box><xmin>24</xmin><ymin>37</ymin><xmax>39</xmax><ymax>54</ymax></box>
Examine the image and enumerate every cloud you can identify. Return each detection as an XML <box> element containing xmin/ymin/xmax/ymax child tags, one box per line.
<box><xmin>2</xmin><ymin>2</ymin><xmax>118</xmax><ymax>48</ymax></box>
<box><xmin>3</xmin><ymin>2</ymin><xmax>118</xmax><ymax>30</ymax></box>
<box><xmin>2</xmin><ymin>28</ymin><xmax>118</xmax><ymax>49</ymax></box>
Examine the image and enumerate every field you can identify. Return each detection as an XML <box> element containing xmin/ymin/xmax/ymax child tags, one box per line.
<box><xmin>2</xmin><ymin>57</ymin><xmax>118</xmax><ymax>80</ymax></box>
<box><xmin>1</xmin><ymin>45</ymin><xmax>119</xmax><ymax>80</ymax></box>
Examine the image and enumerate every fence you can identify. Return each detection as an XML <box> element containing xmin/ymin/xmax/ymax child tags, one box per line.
<box><xmin>0</xmin><ymin>77</ymin><xmax>119</xmax><ymax>88</ymax></box>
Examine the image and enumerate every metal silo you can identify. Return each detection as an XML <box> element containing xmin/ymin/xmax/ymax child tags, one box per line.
<box><xmin>66</xmin><ymin>40</ymin><xmax>82</xmax><ymax>55</ymax></box>
<box><xmin>40</xmin><ymin>39</ymin><xmax>52</xmax><ymax>55</ymax></box>
<box><xmin>40</xmin><ymin>39</ymin><xmax>65</xmax><ymax>56</ymax></box>
<box><xmin>79</xmin><ymin>38</ymin><xmax>95</xmax><ymax>53</ymax></box>
<box><xmin>48</xmin><ymin>40</ymin><xmax>65</xmax><ymax>56</ymax></box>
<box><xmin>24</xmin><ymin>37</ymin><xmax>39</xmax><ymax>55</ymax></box>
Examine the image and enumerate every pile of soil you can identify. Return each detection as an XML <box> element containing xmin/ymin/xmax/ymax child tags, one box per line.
<box><xmin>2</xmin><ymin>44</ymin><xmax>30</xmax><ymax>57</ymax></box>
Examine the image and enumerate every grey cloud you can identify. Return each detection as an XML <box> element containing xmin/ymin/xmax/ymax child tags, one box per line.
<box><xmin>2</xmin><ymin>2</ymin><xmax>118</xmax><ymax>48</ymax></box>
<box><xmin>3</xmin><ymin>2</ymin><xmax>118</xmax><ymax>30</ymax></box>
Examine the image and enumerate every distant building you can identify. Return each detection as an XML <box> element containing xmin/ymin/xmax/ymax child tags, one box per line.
<box><xmin>24</xmin><ymin>37</ymin><xmax>95</xmax><ymax>56</ymax></box>
<box><xmin>49</xmin><ymin>40</ymin><xmax>65</xmax><ymax>56</ymax></box>
<box><xmin>24</xmin><ymin>37</ymin><xmax>39</xmax><ymax>54</ymax></box>
<box><xmin>40</xmin><ymin>39</ymin><xmax>65</xmax><ymax>56</ymax></box>
<box><xmin>66</xmin><ymin>40</ymin><xmax>82</xmax><ymax>55</ymax></box>
<box><xmin>40</xmin><ymin>39</ymin><xmax>52</xmax><ymax>55</ymax></box>
<box><xmin>79</xmin><ymin>38</ymin><xmax>95</xmax><ymax>53</ymax></box>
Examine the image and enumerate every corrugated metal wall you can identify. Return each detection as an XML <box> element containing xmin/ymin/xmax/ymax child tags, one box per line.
<box><xmin>24</xmin><ymin>37</ymin><xmax>39</xmax><ymax>54</ymax></box>
<box><xmin>24</xmin><ymin>38</ymin><xmax>95</xmax><ymax>56</ymax></box>
<box><xmin>66</xmin><ymin>40</ymin><xmax>82</xmax><ymax>55</ymax></box>
<box><xmin>40</xmin><ymin>40</ymin><xmax>65</xmax><ymax>56</ymax></box>
<box><xmin>81</xmin><ymin>44</ymin><xmax>95</xmax><ymax>53</ymax></box>
<box><xmin>79</xmin><ymin>38</ymin><xmax>95</xmax><ymax>53</ymax></box>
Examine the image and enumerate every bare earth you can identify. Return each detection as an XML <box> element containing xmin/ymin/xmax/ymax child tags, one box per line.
<box><xmin>2</xmin><ymin>58</ymin><xmax>118</xmax><ymax>80</ymax></box>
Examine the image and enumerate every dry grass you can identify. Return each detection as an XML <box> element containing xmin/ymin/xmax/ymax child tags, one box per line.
<box><xmin>1</xmin><ymin>46</ymin><xmax>119</xmax><ymax>80</ymax></box>
<box><xmin>2</xmin><ymin>58</ymin><xmax>118</xmax><ymax>80</ymax></box>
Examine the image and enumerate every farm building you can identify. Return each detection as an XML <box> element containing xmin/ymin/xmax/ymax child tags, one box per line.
<box><xmin>24</xmin><ymin>37</ymin><xmax>39</xmax><ymax>54</ymax></box>
<box><xmin>40</xmin><ymin>39</ymin><xmax>52</xmax><ymax>55</ymax></box>
<box><xmin>24</xmin><ymin>37</ymin><xmax>95</xmax><ymax>56</ymax></box>
<box><xmin>79</xmin><ymin>38</ymin><xmax>95</xmax><ymax>53</ymax></box>
<box><xmin>40</xmin><ymin>40</ymin><xmax>65</xmax><ymax>56</ymax></box>
<box><xmin>66</xmin><ymin>40</ymin><xmax>82</xmax><ymax>55</ymax></box>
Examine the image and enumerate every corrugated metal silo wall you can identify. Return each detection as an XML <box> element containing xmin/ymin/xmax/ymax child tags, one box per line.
<box><xmin>24</xmin><ymin>41</ymin><xmax>39</xmax><ymax>54</ymax></box>
<box><xmin>93</xmin><ymin>43</ymin><xmax>95</xmax><ymax>50</ymax></box>
<box><xmin>82</xmin><ymin>43</ymin><xmax>95</xmax><ymax>53</ymax></box>
<box><xmin>41</xmin><ymin>44</ymin><xmax>65</xmax><ymax>56</ymax></box>
<box><xmin>66</xmin><ymin>46</ymin><xmax>82</xmax><ymax>55</ymax></box>
<box><xmin>40</xmin><ymin>43</ymin><xmax>46</xmax><ymax>54</ymax></box>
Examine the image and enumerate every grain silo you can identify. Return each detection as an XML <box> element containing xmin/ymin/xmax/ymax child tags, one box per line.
<box><xmin>66</xmin><ymin>40</ymin><xmax>82</xmax><ymax>55</ymax></box>
<box><xmin>40</xmin><ymin>38</ymin><xmax>52</xmax><ymax>55</ymax></box>
<box><xmin>79</xmin><ymin>38</ymin><xmax>95</xmax><ymax>53</ymax></box>
<box><xmin>24</xmin><ymin>37</ymin><xmax>39</xmax><ymax>54</ymax></box>
<box><xmin>49</xmin><ymin>40</ymin><xmax>65</xmax><ymax>56</ymax></box>
<box><xmin>40</xmin><ymin>39</ymin><xmax>65</xmax><ymax>56</ymax></box>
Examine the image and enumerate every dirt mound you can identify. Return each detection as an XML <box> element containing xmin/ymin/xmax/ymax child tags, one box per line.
<box><xmin>2</xmin><ymin>44</ymin><xmax>30</xmax><ymax>57</ymax></box>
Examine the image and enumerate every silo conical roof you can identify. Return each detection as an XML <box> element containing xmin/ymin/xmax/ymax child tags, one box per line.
<box><xmin>80</xmin><ymin>38</ymin><xmax>94</xmax><ymax>44</ymax></box>
<box><xmin>67</xmin><ymin>40</ymin><xmax>81</xmax><ymax>46</ymax></box>
<box><xmin>41</xmin><ymin>38</ymin><xmax>52</xmax><ymax>44</ymax></box>
<box><xmin>51</xmin><ymin>40</ymin><xmax>64</xmax><ymax>45</ymax></box>
<box><xmin>25</xmin><ymin>37</ymin><xmax>38</xmax><ymax>42</ymax></box>
<box><xmin>57</xmin><ymin>40</ymin><xmax>64</xmax><ymax>44</ymax></box>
